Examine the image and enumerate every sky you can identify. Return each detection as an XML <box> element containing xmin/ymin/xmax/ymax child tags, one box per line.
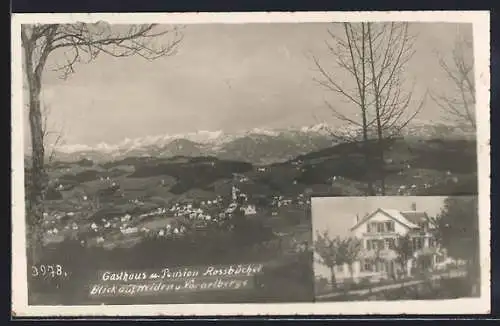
<box><xmin>23</xmin><ymin>22</ymin><xmax>473</xmax><ymax>148</ymax></box>
<box><xmin>311</xmin><ymin>196</ymin><xmax>448</xmax><ymax>279</ymax></box>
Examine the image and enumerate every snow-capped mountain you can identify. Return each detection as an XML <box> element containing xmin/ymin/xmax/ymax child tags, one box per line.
<box><xmin>52</xmin><ymin>125</ymin><xmax>321</xmax><ymax>153</ymax></box>
<box><xmin>42</xmin><ymin>121</ymin><xmax>475</xmax><ymax>164</ymax></box>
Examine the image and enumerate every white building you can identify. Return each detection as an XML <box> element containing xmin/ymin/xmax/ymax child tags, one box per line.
<box><xmin>329</xmin><ymin>203</ymin><xmax>447</xmax><ymax>283</ymax></box>
<box><xmin>231</xmin><ymin>185</ymin><xmax>240</xmax><ymax>202</ymax></box>
<box><xmin>242</xmin><ymin>204</ymin><xmax>257</xmax><ymax>216</ymax></box>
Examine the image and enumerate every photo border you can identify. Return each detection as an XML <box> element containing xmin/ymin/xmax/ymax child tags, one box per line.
<box><xmin>310</xmin><ymin>195</ymin><xmax>483</xmax><ymax>303</ymax></box>
<box><xmin>11</xmin><ymin>11</ymin><xmax>491</xmax><ymax>316</ymax></box>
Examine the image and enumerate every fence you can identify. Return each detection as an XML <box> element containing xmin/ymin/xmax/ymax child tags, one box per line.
<box><xmin>315</xmin><ymin>267</ymin><xmax>468</xmax><ymax>300</ymax></box>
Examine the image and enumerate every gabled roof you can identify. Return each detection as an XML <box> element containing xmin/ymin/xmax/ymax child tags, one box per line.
<box><xmin>350</xmin><ymin>208</ymin><xmax>420</xmax><ymax>231</ymax></box>
<box><xmin>400</xmin><ymin>211</ymin><xmax>430</xmax><ymax>225</ymax></box>
<box><xmin>381</xmin><ymin>209</ymin><xmax>421</xmax><ymax>229</ymax></box>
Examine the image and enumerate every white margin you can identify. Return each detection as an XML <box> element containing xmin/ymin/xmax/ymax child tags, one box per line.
<box><xmin>11</xmin><ymin>11</ymin><xmax>491</xmax><ymax>317</ymax></box>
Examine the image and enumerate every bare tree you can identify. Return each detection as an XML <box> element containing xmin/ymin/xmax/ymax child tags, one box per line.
<box><xmin>21</xmin><ymin>22</ymin><xmax>183</xmax><ymax>263</ymax></box>
<box><xmin>313</xmin><ymin>22</ymin><xmax>424</xmax><ymax>195</ymax></box>
<box><xmin>312</xmin><ymin>23</ymin><xmax>376</xmax><ymax>195</ymax></box>
<box><xmin>430</xmin><ymin>30</ymin><xmax>476</xmax><ymax>130</ymax></box>
<box><xmin>338</xmin><ymin>236</ymin><xmax>362</xmax><ymax>282</ymax></box>
<box><xmin>394</xmin><ymin>234</ymin><xmax>415</xmax><ymax>279</ymax></box>
<box><xmin>314</xmin><ymin>230</ymin><xmax>342</xmax><ymax>290</ymax></box>
<box><xmin>365</xmin><ymin>23</ymin><xmax>426</xmax><ymax>195</ymax></box>
<box><xmin>40</xmin><ymin>103</ymin><xmax>65</xmax><ymax>165</ymax></box>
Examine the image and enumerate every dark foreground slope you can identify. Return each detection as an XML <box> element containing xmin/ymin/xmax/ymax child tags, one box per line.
<box><xmin>26</xmin><ymin>137</ymin><xmax>477</xmax><ymax>305</ymax></box>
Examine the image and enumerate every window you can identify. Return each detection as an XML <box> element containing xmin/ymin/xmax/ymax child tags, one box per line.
<box><xmin>385</xmin><ymin>238</ymin><xmax>396</xmax><ymax>250</ymax></box>
<box><xmin>377</xmin><ymin>239</ymin><xmax>385</xmax><ymax>250</ymax></box>
<box><xmin>361</xmin><ymin>261</ymin><xmax>373</xmax><ymax>272</ymax></box>
<box><xmin>417</xmin><ymin>238</ymin><xmax>423</xmax><ymax>250</ymax></box>
<box><xmin>367</xmin><ymin>222</ymin><xmax>377</xmax><ymax>233</ymax></box>
<box><xmin>418</xmin><ymin>222</ymin><xmax>428</xmax><ymax>231</ymax></box>
<box><xmin>412</xmin><ymin>237</ymin><xmax>423</xmax><ymax>251</ymax></box>
<box><xmin>367</xmin><ymin>239</ymin><xmax>382</xmax><ymax>250</ymax></box>
<box><xmin>366</xmin><ymin>221</ymin><xmax>395</xmax><ymax>234</ymax></box>
<box><xmin>375</xmin><ymin>261</ymin><xmax>386</xmax><ymax>272</ymax></box>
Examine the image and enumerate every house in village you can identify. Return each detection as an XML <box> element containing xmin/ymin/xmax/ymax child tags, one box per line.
<box><xmin>331</xmin><ymin>203</ymin><xmax>447</xmax><ymax>283</ymax></box>
<box><xmin>242</xmin><ymin>204</ymin><xmax>257</xmax><ymax>216</ymax></box>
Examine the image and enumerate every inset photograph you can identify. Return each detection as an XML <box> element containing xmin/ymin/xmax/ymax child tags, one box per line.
<box><xmin>312</xmin><ymin>196</ymin><xmax>480</xmax><ymax>302</ymax></box>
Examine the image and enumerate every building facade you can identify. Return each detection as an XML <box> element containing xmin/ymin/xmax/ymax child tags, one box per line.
<box><xmin>331</xmin><ymin>203</ymin><xmax>447</xmax><ymax>284</ymax></box>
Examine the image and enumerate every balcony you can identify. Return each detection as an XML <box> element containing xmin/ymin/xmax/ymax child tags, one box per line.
<box><xmin>412</xmin><ymin>230</ymin><xmax>432</xmax><ymax>237</ymax></box>
<box><xmin>362</xmin><ymin>232</ymin><xmax>398</xmax><ymax>237</ymax></box>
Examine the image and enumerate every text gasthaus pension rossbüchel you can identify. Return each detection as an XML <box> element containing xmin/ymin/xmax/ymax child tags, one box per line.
<box><xmin>99</xmin><ymin>263</ymin><xmax>264</xmax><ymax>283</ymax></box>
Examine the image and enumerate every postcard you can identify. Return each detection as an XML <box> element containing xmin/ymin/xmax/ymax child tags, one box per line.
<box><xmin>11</xmin><ymin>11</ymin><xmax>490</xmax><ymax>316</ymax></box>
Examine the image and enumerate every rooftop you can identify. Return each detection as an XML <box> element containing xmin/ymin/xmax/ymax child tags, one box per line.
<box><xmin>351</xmin><ymin>208</ymin><xmax>430</xmax><ymax>231</ymax></box>
<box><xmin>400</xmin><ymin>211</ymin><xmax>430</xmax><ymax>225</ymax></box>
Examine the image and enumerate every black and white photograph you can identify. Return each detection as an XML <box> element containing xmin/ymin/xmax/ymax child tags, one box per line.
<box><xmin>312</xmin><ymin>196</ymin><xmax>480</xmax><ymax>302</ymax></box>
<box><xmin>11</xmin><ymin>11</ymin><xmax>490</xmax><ymax>316</ymax></box>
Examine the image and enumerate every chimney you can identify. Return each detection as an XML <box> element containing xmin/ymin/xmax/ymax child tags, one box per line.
<box><xmin>356</xmin><ymin>214</ymin><xmax>360</xmax><ymax>223</ymax></box>
<box><xmin>411</xmin><ymin>202</ymin><xmax>417</xmax><ymax>211</ymax></box>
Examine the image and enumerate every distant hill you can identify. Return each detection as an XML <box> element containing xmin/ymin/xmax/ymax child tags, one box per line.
<box><xmin>153</xmin><ymin>138</ymin><xmax>208</xmax><ymax>158</ymax></box>
<box><xmin>33</xmin><ymin>136</ymin><xmax>478</xmax><ymax>209</ymax></box>
<box><xmin>129</xmin><ymin>156</ymin><xmax>253</xmax><ymax>194</ymax></box>
<box><xmin>217</xmin><ymin>132</ymin><xmax>332</xmax><ymax>165</ymax></box>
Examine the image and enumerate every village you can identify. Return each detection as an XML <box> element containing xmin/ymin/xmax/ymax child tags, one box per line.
<box><xmin>39</xmin><ymin>151</ymin><xmax>469</xmax><ymax>253</ymax></box>
<box><xmin>42</xmin><ymin>174</ymin><xmax>312</xmax><ymax>253</ymax></box>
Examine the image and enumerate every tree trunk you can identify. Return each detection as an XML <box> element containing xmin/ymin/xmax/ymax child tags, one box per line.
<box><xmin>363</xmin><ymin>142</ymin><xmax>375</xmax><ymax>196</ymax></box>
<box><xmin>378</xmin><ymin>148</ymin><xmax>386</xmax><ymax>196</ymax></box>
<box><xmin>400</xmin><ymin>261</ymin><xmax>407</xmax><ymax>287</ymax></box>
<box><xmin>25</xmin><ymin>53</ymin><xmax>47</xmax><ymax>265</ymax></box>
<box><xmin>357</xmin><ymin>23</ymin><xmax>374</xmax><ymax>197</ymax></box>
<box><xmin>349</xmin><ymin>264</ymin><xmax>354</xmax><ymax>283</ymax></box>
<box><xmin>373</xmin><ymin>88</ymin><xmax>386</xmax><ymax>196</ymax></box>
<box><xmin>390</xmin><ymin>261</ymin><xmax>396</xmax><ymax>280</ymax></box>
<box><xmin>374</xmin><ymin>87</ymin><xmax>385</xmax><ymax>197</ymax></box>
<box><xmin>330</xmin><ymin>267</ymin><xmax>337</xmax><ymax>290</ymax></box>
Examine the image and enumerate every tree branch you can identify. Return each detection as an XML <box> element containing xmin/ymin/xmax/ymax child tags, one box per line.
<box><xmin>431</xmin><ymin>31</ymin><xmax>476</xmax><ymax>129</ymax></box>
<box><xmin>44</xmin><ymin>23</ymin><xmax>184</xmax><ymax>79</ymax></box>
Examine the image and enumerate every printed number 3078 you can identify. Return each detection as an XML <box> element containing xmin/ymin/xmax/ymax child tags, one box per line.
<box><xmin>31</xmin><ymin>264</ymin><xmax>67</xmax><ymax>278</ymax></box>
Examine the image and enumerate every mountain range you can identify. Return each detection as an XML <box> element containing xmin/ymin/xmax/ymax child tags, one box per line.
<box><xmin>36</xmin><ymin>121</ymin><xmax>475</xmax><ymax>165</ymax></box>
